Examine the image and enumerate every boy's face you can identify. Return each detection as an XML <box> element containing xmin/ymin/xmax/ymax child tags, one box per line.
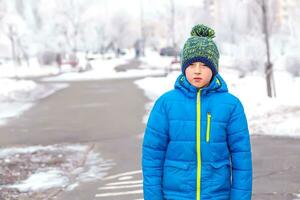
<box><xmin>185</xmin><ymin>62</ymin><xmax>213</xmax><ymax>89</ymax></box>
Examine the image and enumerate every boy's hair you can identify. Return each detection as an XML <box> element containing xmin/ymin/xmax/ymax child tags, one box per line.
<box><xmin>181</xmin><ymin>24</ymin><xmax>220</xmax><ymax>76</ymax></box>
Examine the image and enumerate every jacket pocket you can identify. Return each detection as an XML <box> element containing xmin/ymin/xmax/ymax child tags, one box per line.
<box><xmin>164</xmin><ymin>159</ymin><xmax>189</xmax><ymax>170</ymax></box>
<box><xmin>209</xmin><ymin>160</ymin><xmax>230</xmax><ymax>169</ymax></box>
<box><xmin>206</xmin><ymin>112</ymin><xmax>211</xmax><ymax>143</ymax></box>
<box><xmin>163</xmin><ymin>160</ymin><xmax>191</xmax><ymax>192</ymax></box>
<box><xmin>207</xmin><ymin>160</ymin><xmax>231</xmax><ymax>194</ymax></box>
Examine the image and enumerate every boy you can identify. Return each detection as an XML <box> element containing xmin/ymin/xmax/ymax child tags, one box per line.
<box><xmin>142</xmin><ymin>24</ymin><xmax>252</xmax><ymax>200</ymax></box>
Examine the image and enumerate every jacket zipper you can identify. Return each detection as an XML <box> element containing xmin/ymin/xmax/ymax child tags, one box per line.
<box><xmin>206</xmin><ymin>112</ymin><xmax>211</xmax><ymax>143</ymax></box>
<box><xmin>196</xmin><ymin>89</ymin><xmax>201</xmax><ymax>200</ymax></box>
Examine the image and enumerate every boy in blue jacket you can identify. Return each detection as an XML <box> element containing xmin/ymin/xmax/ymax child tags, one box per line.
<box><xmin>142</xmin><ymin>24</ymin><xmax>253</xmax><ymax>200</ymax></box>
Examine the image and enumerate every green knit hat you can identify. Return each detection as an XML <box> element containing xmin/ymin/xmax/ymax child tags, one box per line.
<box><xmin>181</xmin><ymin>24</ymin><xmax>219</xmax><ymax>76</ymax></box>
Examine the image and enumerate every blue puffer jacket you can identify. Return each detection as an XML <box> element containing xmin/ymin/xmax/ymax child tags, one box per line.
<box><xmin>142</xmin><ymin>73</ymin><xmax>252</xmax><ymax>200</ymax></box>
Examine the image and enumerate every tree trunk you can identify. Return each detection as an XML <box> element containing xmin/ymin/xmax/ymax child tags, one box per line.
<box><xmin>9</xmin><ymin>26</ymin><xmax>17</xmax><ymax>67</ymax></box>
<box><xmin>261</xmin><ymin>0</ymin><xmax>276</xmax><ymax>97</ymax></box>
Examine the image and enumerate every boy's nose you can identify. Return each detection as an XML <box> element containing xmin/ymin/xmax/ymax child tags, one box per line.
<box><xmin>195</xmin><ymin>66</ymin><xmax>201</xmax><ymax>74</ymax></box>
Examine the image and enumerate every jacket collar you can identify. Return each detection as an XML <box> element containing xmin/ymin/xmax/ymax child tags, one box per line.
<box><xmin>174</xmin><ymin>73</ymin><xmax>228</xmax><ymax>98</ymax></box>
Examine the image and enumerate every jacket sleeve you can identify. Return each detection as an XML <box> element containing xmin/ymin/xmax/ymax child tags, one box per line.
<box><xmin>142</xmin><ymin>97</ymin><xmax>169</xmax><ymax>200</ymax></box>
<box><xmin>227</xmin><ymin>99</ymin><xmax>252</xmax><ymax>200</ymax></box>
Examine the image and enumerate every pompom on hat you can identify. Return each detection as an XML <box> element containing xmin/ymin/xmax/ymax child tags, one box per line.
<box><xmin>181</xmin><ymin>24</ymin><xmax>220</xmax><ymax>76</ymax></box>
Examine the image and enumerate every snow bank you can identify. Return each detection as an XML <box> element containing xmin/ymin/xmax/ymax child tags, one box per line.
<box><xmin>42</xmin><ymin>55</ymin><xmax>165</xmax><ymax>82</ymax></box>
<box><xmin>0</xmin><ymin>78</ymin><xmax>68</xmax><ymax>126</ymax></box>
<box><xmin>0</xmin><ymin>58</ymin><xmax>60</xmax><ymax>78</ymax></box>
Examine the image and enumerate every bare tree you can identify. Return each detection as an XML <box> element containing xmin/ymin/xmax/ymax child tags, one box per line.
<box><xmin>2</xmin><ymin>13</ymin><xmax>26</xmax><ymax>67</ymax></box>
<box><xmin>31</xmin><ymin>0</ymin><xmax>42</xmax><ymax>31</ymax></box>
<box><xmin>16</xmin><ymin>37</ymin><xmax>30</xmax><ymax>67</ymax></box>
<box><xmin>255</xmin><ymin>0</ymin><xmax>276</xmax><ymax>97</ymax></box>
<box><xmin>7</xmin><ymin>25</ymin><xmax>18</xmax><ymax>66</ymax></box>
<box><xmin>152</xmin><ymin>0</ymin><xmax>178</xmax><ymax>48</ymax></box>
<box><xmin>0</xmin><ymin>2</ymin><xmax>18</xmax><ymax>65</ymax></box>
<box><xmin>162</xmin><ymin>0</ymin><xmax>177</xmax><ymax>48</ymax></box>
<box><xmin>110</xmin><ymin>11</ymin><xmax>137</xmax><ymax>57</ymax></box>
<box><xmin>94</xmin><ymin>25</ymin><xmax>106</xmax><ymax>54</ymax></box>
<box><xmin>55</xmin><ymin>0</ymin><xmax>89</xmax><ymax>54</ymax></box>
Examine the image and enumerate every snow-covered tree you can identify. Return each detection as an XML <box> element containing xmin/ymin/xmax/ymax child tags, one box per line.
<box><xmin>2</xmin><ymin>12</ymin><xmax>27</xmax><ymax>66</ymax></box>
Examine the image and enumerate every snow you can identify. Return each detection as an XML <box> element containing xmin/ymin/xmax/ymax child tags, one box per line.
<box><xmin>42</xmin><ymin>52</ymin><xmax>165</xmax><ymax>82</ymax></box>
<box><xmin>0</xmin><ymin>78</ymin><xmax>68</xmax><ymax>126</ymax></box>
<box><xmin>294</xmin><ymin>193</ymin><xmax>300</xmax><ymax>200</ymax></box>
<box><xmin>0</xmin><ymin>144</ymin><xmax>84</xmax><ymax>159</ymax></box>
<box><xmin>0</xmin><ymin>57</ymin><xmax>70</xmax><ymax>127</ymax></box>
<box><xmin>0</xmin><ymin>78</ymin><xmax>37</xmax><ymax>97</ymax></box>
<box><xmin>0</xmin><ymin>102</ymin><xmax>32</xmax><ymax>126</ymax></box>
<box><xmin>135</xmin><ymin>73</ymin><xmax>178</xmax><ymax>102</ymax></box>
<box><xmin>139</xmin><ymin>49</ymin><xmax>175</xmax><ymax>71</ymax></box>
<box><xmin>0</xmin><ymin>59</ymin><xmax>60</xmax><ymax>78</ymax></box>
<box><xmin>75</xmin><ymin>151</ymin><xmax>114</xmax><ymax>182</ymax></box>
<box><xmin>134</xmin><ymin>57</ymin><xmax>300</xmax><ymax>138</ymax></box>
<box><xmin>6</xmin><ymin>169</ymin><xmax>69</xmax><ymax>192</ymax></box>
<box><xmin>222</xmin><ymin>69</ymin><xmax>300</xmax><ymax>137</ymax></box>
<box><xmin>0</xmin><ymin>144</ymin><xmax>115</xmax><ymax>194</ymax></box>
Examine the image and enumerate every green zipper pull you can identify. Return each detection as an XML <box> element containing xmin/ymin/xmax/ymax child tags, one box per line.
<box><xmin>206</xmin><ymin>112</ymin><xmax>211</xmax><ymax>143</ymax></box>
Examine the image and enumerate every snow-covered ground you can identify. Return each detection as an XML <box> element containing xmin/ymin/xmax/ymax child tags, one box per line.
<box><xmin>42</xmin><ymin>50</ymin><xmax>166</xmax><ymax>82</ymax></box>
<box><xmin>0</xmin><ymin>144</ymin><xmax>114</xmax><ymax>199</ymax></box>
<box><xmin>0</xmin><ymin>57</ymin><xmax>72</xmax><ymax>126</ymax></box>
<box><xmin>0</xmin><ymin>78</ymin><xmax>68</xmax><ymax>126</ymax></box>
<box><xmin>0</xmin><ymin>58</ymin><xmax>60</xmax><ymax>79</ymax></box>
<box><xmin>134</xmin><ymin>54</ymin><xmax>300</xmax><ymax>138</ymax></box>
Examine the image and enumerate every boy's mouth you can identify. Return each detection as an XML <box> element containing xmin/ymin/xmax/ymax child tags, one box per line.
<box><xmin>193</xmin><ymin>77</ymin><xmax>202</xmax><ymax>82</ymax></box>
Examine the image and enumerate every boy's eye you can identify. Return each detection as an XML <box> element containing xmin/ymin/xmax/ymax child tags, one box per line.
<box><xmin>190</xmin><ymin>63</ymin><xmax>206</xmax><ymax>67</ymax></box>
